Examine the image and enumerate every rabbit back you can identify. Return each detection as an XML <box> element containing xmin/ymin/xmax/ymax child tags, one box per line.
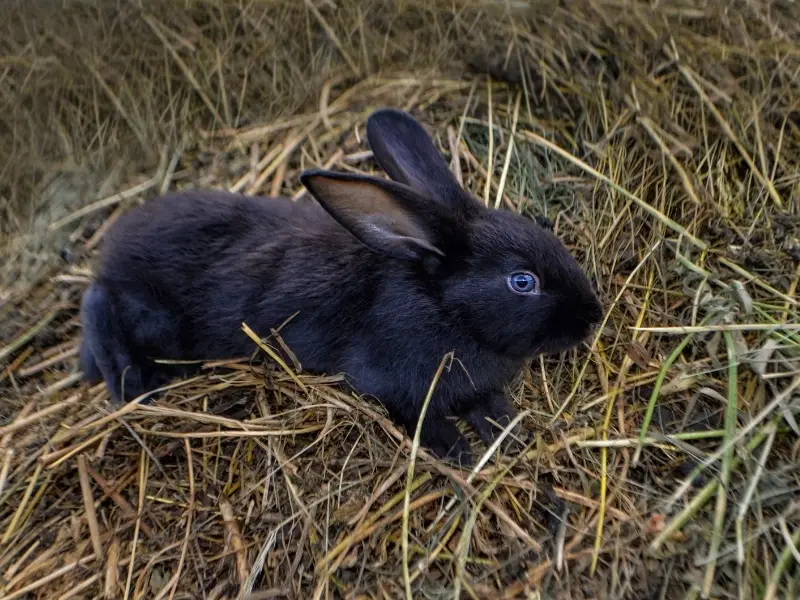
<box><xmin>83</xmin><ymin>190</ymin><xmax>365</xmax><ymax>395</ymax></box>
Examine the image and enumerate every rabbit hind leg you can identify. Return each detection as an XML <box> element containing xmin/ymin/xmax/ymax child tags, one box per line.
<box><xmin>80</xmin><ymin>282</ymin><xmax>148</xmax><ymax>403</ymax></box>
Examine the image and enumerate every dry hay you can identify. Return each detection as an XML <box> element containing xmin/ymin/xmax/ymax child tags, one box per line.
<box><xmin>1</xmin><ymin>0</ymin><xmax>800</xmax><ymax>598</ymax></box>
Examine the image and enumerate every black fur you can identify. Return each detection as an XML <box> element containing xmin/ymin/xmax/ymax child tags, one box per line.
<box><xmin>79</xmin><ymin>108</ymin><xmax>603</xmax><ymax>465</ymax></box>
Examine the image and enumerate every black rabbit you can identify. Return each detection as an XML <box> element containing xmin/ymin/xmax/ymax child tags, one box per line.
<box><xmin>79</xmin><ymin>108</ymin><xmax>602</xmax><ymax>464</ymax></box>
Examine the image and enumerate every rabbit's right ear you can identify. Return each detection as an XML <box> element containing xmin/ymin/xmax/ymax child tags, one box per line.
<box><xmin>300</xmin><ymin>169</ymin><xmax>447</xmax><ymax>262</ymax></box>
<box><xmin>366</xmin><ymin>108</ymin><xmax>467</xmax><ymax>210</ymax></box>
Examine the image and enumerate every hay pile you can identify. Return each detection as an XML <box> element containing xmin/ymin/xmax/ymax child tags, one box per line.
<box><xmin>1</xmin><ymin>0</ymin><xmax>799</xmax><ymax>598</ymax></box>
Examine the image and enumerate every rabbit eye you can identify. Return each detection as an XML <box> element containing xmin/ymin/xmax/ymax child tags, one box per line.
<box><xmin>507</xmin><ymin>271</ymin><xmax>540</xmax><ymax>295</ymax></box>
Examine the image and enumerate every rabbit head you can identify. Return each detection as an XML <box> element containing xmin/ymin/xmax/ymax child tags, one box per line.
<box><xmin>300</xmin><ymin>108</ymin><xmax>602</xmax><ymax>364</ymax></box>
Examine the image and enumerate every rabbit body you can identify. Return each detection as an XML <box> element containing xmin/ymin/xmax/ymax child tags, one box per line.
<box><xmin>80</xmin><ymin>108</ymin><xmax>603</xmax><ymax>463</ymax></box>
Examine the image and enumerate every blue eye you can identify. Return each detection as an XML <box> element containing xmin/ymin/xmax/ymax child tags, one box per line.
<box><xmin>507</xmin><ymin>271</ymin><xmax>539</xmax><ymax>295</ymax></box>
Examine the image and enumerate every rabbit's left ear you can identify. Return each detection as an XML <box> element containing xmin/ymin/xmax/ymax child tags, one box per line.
<box><xmin>300</xmin><ymin>169</ymin><xmax>446</xmax><ymax>262</ymax></box>
<box><xmin>366</xmin><ymin>108</ymin><xmax>469</xmax><ymax>210</ymax></box>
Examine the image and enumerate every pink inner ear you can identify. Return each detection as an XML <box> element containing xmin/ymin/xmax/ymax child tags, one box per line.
<box><xmin>304</xmin><ymin>173</ymin><xmax>443</xmax><ymax>259</ymax></box>
<box><xmin>329</xmin><ymin>180</ymin><xmax>410</xmax><ymax>219</ymax></box>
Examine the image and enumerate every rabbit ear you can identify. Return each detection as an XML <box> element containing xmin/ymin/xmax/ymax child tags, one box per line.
<box><xmin>366</xmin><ymin>108</ymin><xmax>465</xmax><ymax>209</ymax></box>
<box><xmin>300</xmin><ymin>169</ymin><xmax>446</xmax><ymax>261</ymax></box>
